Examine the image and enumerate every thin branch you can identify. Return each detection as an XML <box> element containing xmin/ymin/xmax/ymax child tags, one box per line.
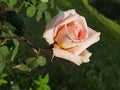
<box><xmin>0</xmin><ymin>36</ymin><xmax>23</xmax><ymax>40</ymax></box>
<box><xmin>0</xmin><ymin>36</ymin><xmax>50</xmax><ymax>56</ymax></box>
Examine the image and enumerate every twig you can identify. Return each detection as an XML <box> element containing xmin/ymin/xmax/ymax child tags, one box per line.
<box><xmin>0</xmin><ymin>36</ymin><xmax>50</xmax><ymax>56</ymax></box>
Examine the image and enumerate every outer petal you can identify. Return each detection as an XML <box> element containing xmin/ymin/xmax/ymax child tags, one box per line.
<box><xmin>43</xmin><ymin>28</ymin><xmax>54</xmax><ymax>44</ymax></box>
<box><xmin>80</xmin><ymin>50</ymin><xmax>92</xmax><ymax>63</ymax></box>
<box><xmin>46</xmin><ymin>9</ymin><xmax>77</xmax><ymax>30</ymax></box>
<box><xmin>53</xmin><ymin>44</ymin><xmax>92</xmax><ymax>65</ymax></box>
<box><xmin>67</xmin><ymin>27</ymin><xmax>100</xmax><ymax>55</ymax></box>
<box><xmin>54</xmin><ymin>9</ymin><xmax>77</xmax><ymax>26</ymax></box>
<box><xmin>43</xmin><ymin>9</ymin><xmax>76</xmax><ymax>44</ymax></box>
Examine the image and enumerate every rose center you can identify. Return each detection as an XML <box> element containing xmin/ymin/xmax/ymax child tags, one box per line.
<box><xmin>66</xmin><ymin>21</ymin><xmax>85</xmax><ymax>41</ymax></box>
<box><xmin>78</xmin><ymin>29</ymin><xmax>84</xmax><ymax>40</ymax></box>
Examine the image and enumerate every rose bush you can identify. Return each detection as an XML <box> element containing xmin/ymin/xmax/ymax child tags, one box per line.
<box><xmin>43</xmin><ymin>9</ymin><xmax>100</xmax><ymax>65</ymax></box>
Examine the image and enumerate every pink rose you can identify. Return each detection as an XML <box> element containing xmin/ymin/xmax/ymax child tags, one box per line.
<box><xmin>43</xmin><ymin>9</ymin><xmax>100</xmax><ymax>65</ymax></box>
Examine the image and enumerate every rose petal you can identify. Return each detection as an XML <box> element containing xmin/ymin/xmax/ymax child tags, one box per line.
<box><xmin>67</xmin><ymin>27</ymin><xmax>100</xmax><ymax>55</ymax></box>
<box><xmin>53</xmin><ymin>44</ymin><xmax>92</xmax><ymax>65</ymax></box>
<box><xmin>43</xmin><ymin>28</ymin><xmax>54</xmax><ymax>44</ymax></box>
<box><xmin>80</xmin><ymin>50</ymin><xmax>92</xmax><ymax>63</ymax></box>
<box><xmin>43</xmin><ymin>9</ymin><xmax>77</xmax><ymax>44</ymax></box>
<box><xmin>65</xmin><ymin>16</ymin><xmax>88</xmax><ymax>41</ymax></box>
<box><xmin>55</xmin><ymin>26</ymin><xmax>77</xmax><ymax>49</ymax></box>
<box><xmin>47</xmin><ymin>9</ymin><xmax>76</xmax><ymax>30</ymax></box>
<box><xmin>54</xmin><ymin>15</ymin><xmax>88</xmax><ymax>38</ymax></box>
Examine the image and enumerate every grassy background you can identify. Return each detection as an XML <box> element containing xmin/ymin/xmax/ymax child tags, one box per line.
<box><xmin>89</xmin><ymin>0</ymin><xmax>120</xmax><ymax>24</ymax></box>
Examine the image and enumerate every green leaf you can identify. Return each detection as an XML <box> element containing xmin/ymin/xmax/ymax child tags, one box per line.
<box><xmin>37</xmin><ymin>85</ymin><xmax>51</xmax><ymax>90</ymax></box>
<box><xmin>0</xmin><ymin>46</ymin><xmax>9</xmax><ymax>73</ymax></box>
<box><xmin>9</xmin><ymin>0</ymin><xmax>17</xmax><ymax>6</ymax></box>
<box><xmin>0</xmin><ymin>73</ymin><xmax>7</xmax><ymax>78</ymax></box>
<box><xmin>35</xmin><ymin>74</ymin><xmax>49</xmax><ymax>85</ymax></box>
<box><xmin>13</xmin><ymin>63</ymin><xmax>32</xmax><ymax>72</ymax></box>
<box><xmin>6</xmin><ymin>12</ymin><xmax>25</xmax><ymax>36</ymax></box>
<box><xmin>0</xmin><ymin>58</ymin><xmax>6</xmax><ymax>73</ymax></box>
<box><xmin>41</xmin><ymin>0</ymin><xmax>49</xmax><ymax>3</ymax></box>
<box><xmin>34</xmin><ymin>80</ymin><xmax>41</xmax><ymax>85</ymax></box>
<box><xmin>27</xmin><ymin>5</ymin><xmax>36</xmax><ymax>17</ymax></box>
<box><xmin>26</xmin><ymin>57</ymin><xmax>36</xmax><ymax>65</ymax></box>
<box><xmin>0</xmin><ymin>79</ymin><xmax>8</xmax><ymax>85</ymax></box>
<box><xmin>26</xmin><ymin>57</ymin><xmax>38</xmax><ymax>68</ymax></box>
<box><xmin>8</xmin><ymin>0</ymin><xmax>17</xmax><ymax>9</ymax></box>
<box><xmin>43</xmin><ymin>84</ymin><xmax>51</xmax><ymax>90</ymax></box>
<box><xmin>0</xmin><ymin>73</ymin><xmax>8</xmax><ymax>85</ymax></box>
<box><xmin>36</xmin><ymin>9</ymin><xmax>43</xmax><ymax>21</ymax></box>
<box><xmin>36</xmin><ymin>87</ymin><xmax>42</xmax><ymax>90</ymax></box>
<box><xmin>0</xmin><ymin>46</ymin><xmax>9</xmax><ymax>56</ymax></box>
<box><xmin>38</xmin><ymin>3</ymin><xmax>47</xmax><ymax>11</ymax></box>
<box><xmin>41</xmin><ymin>73</ymin><xmax>49</xmax><ymax>84</ymax></box>
<box><xmin>50</xmin><ymin>0</ymin><xmax>54</xmax><ymax>8</ymax></box>
<box><xmin>31</xmin><ymin>0</ymin><xmax>37</xmax><ymax>5</ymax></box>
<box><xmin>36</xmin><ymin>56</ymin><xmax>46</xmax><ymax>66</ymax></box>
<box><xmin>34</xmin><ymin>74</ymin><xmax>51</xmax><ymax>90</ymax></box>
<box><xmin>0</xmin><ymin>31</ymin><xmax>10</xmax><ymax>38</ymax></box>
<box><xmin>44</xmin><ymin>11</ymin><xmax>51</xmax><ymax>23</ymax></box>
<box><xmin>11</xmin><ymin>85</ymin><xmax>20</xmax><ymax>90</ymax></box>
<box><xmin>11</xmin><ymin>39</ymin><xmax>19</xmax><ymax>61</ymax></box>
<box><xmin>0</xmin><ymin>0</ymin><xmax>7</xmax><ymax>3</ymax></box>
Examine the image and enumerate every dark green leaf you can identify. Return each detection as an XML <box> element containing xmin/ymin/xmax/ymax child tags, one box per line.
<box><xmin>44</xmin><ymin>11</ymin><xmax>51</xmax><ymax>23</ymax></box>
<box><xmin>50</xmin><ymin>0</ymin><xmax>54</xmax><ymax>8</ymax></box>
<box><xmin>36</xmin><ymin>9</ymin><xmax>43</xmax><ymax>21</ymax></box>
<box><xmin>37</xmin><ymin>84</ymin><xmax>51</xmax><ymax>90</ymax></box>
<box><xmin>11</xmin><ymin>85</ymin><xmax>20</xmax><ymax>90</ymax></box>
<box><xmin>36</xmin><ymin>87</ymin><xmax>42</xmax><ymax>90</ymax></box>
<box><xmin>38</xmin><ymin>3</ymin><xmax>47</xmax><ymax>11</ymax></box>
<box><xmin>9</xmin><ymin>0</ymin><xmax>17</xmax><ymax>6</ymax></box>
<box><xmin>31</xmin><ymin>0</ymin><xmax>37</xmax><ymax>5</ymax></box>
<box><xmin>34</xmin><ymin>74</ymin><xmax>49</xmax><ymax>84</ymax></box>
<box><xmin>0</xmin><ymin>73</ymin><xmax>7</xmax><ymax>78</ymax></box>
<box><xmin>26</xmin><ymin>57</ymin><xmax>36</xmax><ymax>65</ymax></box>
<box><xmin>0</xmin><ymin>46</ymin><xmax>9</xmax><ymax>73</ymax></box>
<box><xmin>11</xmin><ymin>39</ymin><xmax>19</xmax><ymax>61</ymax></box>
<box><xmin>36</xmin><ymin>56</ymin><xmax>46</xmax><ymax>66</ymax></box>
<box><xmin>26</xmin><ymin>57</ymin><xmax>38</xmax><ymax>69</ymax></box>
<box><xmin>6</xmin><ymin>11</ymin><xmax>25</xmax><ymax>36</ymax></box>
<box><xmin>0</xmin><ymin>79</ymin><xmax>8</xmax><ymax>85</ymax></box>
<box><xmin>43</xmin><ymin>84</ymin><xmax>51</xmax><ymax>90</ymax></box>
<box><xmin>27</xmin><ymin>5</ymin><xmax>36</xmax><ymax>17</ymax></box>
<box><xmin>41</xmin><ymin>0</ymin><xmax>49</xmax><ymax>3</ymax></box>
<box><xmin>0</xmin><ymin>0</ymin><xmax>7</xmax><ymax>3</ymax></box>
<box><xmin>0</xmin><ymin>46</ymin><xmax>9</xmax><ymax>56</ymax></box>
<box><xmin>34</xmin><ymin>80</ymin><xmax>41</xmax><ymax>85</ymax></box>
<box><xmin>0</xmin><ymin>58</ymin><xmax>6</xmax><ymax>73</ymax></box>
<box><xmin>0</xmin><ymin>31</ymin><xmax>9</xmax><ymax>37</ymax></box>
<box><xmin>0</xmin><ymin>73</ymin><xmax>8</xmax><ymax>85</ymax></box>
<box><xmin>41</xmin><ymin>73</ymin><xmax>49</xmax><ymax>84</ymax></box>
<box><xmin>8</xmin><ymin>0</ymin><xmax>17</xmax><ymax>9</ymax></box>
<box><xmin>13</xmin><ymin>63</ymin><xmax>32</xmax><ymax>72</ymax></box>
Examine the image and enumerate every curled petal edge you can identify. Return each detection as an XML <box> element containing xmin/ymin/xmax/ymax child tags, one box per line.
<box><xmin>53</xmin><ymin>44</ymin><xmax>92</xmax><ymax>65</ymax></box>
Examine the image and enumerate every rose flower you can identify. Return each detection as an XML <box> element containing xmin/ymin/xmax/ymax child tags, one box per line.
<box><xmin>43</xmin><ymin>9</ymin><xmax>100</xmax><ymax>65</ymax></box>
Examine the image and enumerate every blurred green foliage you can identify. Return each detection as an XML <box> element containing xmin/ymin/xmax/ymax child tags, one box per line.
<box><xmin>0</xmin><ymin>73</ymin><xmax>8</xmax><ymax>85</ymax></box>
<box><xmin>89</xmin><ymin>0</ymin><xmax>120</xmax><ymax>24</ymax></box>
